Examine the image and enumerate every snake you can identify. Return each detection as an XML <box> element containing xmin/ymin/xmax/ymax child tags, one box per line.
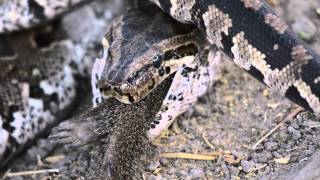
<box><xmin>148</xmin><ymin>0</ymin><xmax>320</xmax><ymax>115</ymax></box>
<box><xmin>95</xmin><ymin>0</ymin><xmax>320</xmax><ymax>140</ymax></box>
<box><xmin>92</xmin><ymin>1</ymin><xmax>222</xmax><ymax>140</ymax></box>
<box><xmin>0</xmin><ymin>0</ymin><xmax>320</xmax><ymax>175</ymax></box>
<box><xmin>0</xmin><ymin>0</ymin><xmax>125</xmax><ymax>168</ymax></box>
<box><xmin>56</xmin><ymin>1</ymin><xmax>320</xmax><ymax>178</ymax></box>
<box><xmin>51</xmin><ymin>3</ymin><xmax>221</xmax><ymax>178</ymax></box>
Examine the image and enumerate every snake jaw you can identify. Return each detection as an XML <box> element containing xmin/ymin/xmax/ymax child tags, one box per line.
<box><xmin>97</xmin><ymin>78</ymin><xmax>137</xmax><ymax>104</ymax></box>
<box><xmin>96</xmin><ymin>59</ymin><xmax>157</xmax><ymax>104</ymax></box>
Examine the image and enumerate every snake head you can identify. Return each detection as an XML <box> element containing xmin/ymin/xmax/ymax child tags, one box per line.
<box><xmin>95</xmin><ymin>37</ymin><xmax>200</xmax><ymax>104</ymax></box>
<box><xmin>93</xmin><ymin>8</ymin><xmax>201</xmax><ymax>104</ymax></box>
<box><xmin>96</xmin><ymin>44</ymin><xmax>165</xmax><ymax>104</ymax></box>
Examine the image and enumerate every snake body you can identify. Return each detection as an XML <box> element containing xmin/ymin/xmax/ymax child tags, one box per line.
<box><xmin>0</xmin><ymin>24</ymin><xmax>79</xmax><ymax>167</ymax></box>
<box><xmin>0</xmin><ymin>0</ymin><xmax>91</xmax><ymax>33</ymax></box>
<box><xmin>0</xmin><ymin>0</ymin><xmax>124</xmax><ymax>168</ymax></box>
<box><xmin>147</xmin><ymin>0</ymin><xmax>320</xmax><ymax>116</ymax></box>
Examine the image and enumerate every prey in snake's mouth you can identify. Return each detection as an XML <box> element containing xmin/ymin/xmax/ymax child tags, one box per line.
<box><xmin>93</xmin><ymin>7</ymin><xmax>205</xmax><ymax>104</ymax></box>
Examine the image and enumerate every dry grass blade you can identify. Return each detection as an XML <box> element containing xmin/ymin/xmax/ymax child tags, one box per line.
<box><xmin>252</xmin><ymin>107</ymin><xmax>304</xmax><ymax>150</ymax></box>
<box><xmin>202</xmin><ymin>131</ymin><xmax>216</xmax><ymax>150</ymax></box>
<box><xmin>160</xmin><ymin>152</ymin><xmax>217</xmax><ymax>161</ymax></box>
<box><xmin>274</xmin><ymin>157</ymin><xmax>290</xmax><ymax>164</ymax></box>
<box><xmin>248</xmin><ymin>164</ymin><xmax>268</xmax><ymax>173</ymax></box>
<box><xmin>3</xmin><ymin>169</ymin><xmax>59</xmax><ymax>178</ymax></box>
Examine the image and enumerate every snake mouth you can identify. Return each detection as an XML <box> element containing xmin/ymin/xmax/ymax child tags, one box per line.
<box><xmin>99</xmin><ymin>85</ymin><xmax>138</xmax><ymax>104</ymax></box>
<box><xmin>98</xmin><ymin>72</ymin><xmax>157</xmax><ymax>104</ymax></box>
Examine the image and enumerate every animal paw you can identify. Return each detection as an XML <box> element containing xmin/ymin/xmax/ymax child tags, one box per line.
<box><xmin>49</xmin><ymin>120</ymin><xmax>97</xmax><ymax>147</ymax></box>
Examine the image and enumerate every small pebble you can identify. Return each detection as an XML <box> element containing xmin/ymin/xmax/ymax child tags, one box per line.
<box><xmin>148</xmin><ymin>161</ymin><xmax>160</xmax><ymax>171</ymax></box>
<box><xmin>26</xmin><ymin>146</ymin><xmax>47</xmax><ymax>161</ymax></box>
<box><xmin>292</xmin><ymin>123</ymin><xmax>299</xmax><ymax>129</ymax></box>
<box><xmin>273</xmin><ymin>152</ymin><xmax>283</xmax><ymax>159</ymax></box>
<box><xmin>229</xmin><ymin>166</ymin><xmax>240</xmax><ymax>176</ymax></box>
<box><xmin>190</xmin><ymin>168</ymin><xmax>205</xmax><ymax>178</ymax></box>
<box><xmin>147</xmin><ymin>175</ymin><xmax>162</xmax><ymax>180</ymax></box>
<box><xmin>292</xmin><ymin>16</ymin><xmax>317</xmax><ymax>41</ymax></box>
<box><xmin>167</xmin><ymin>167</ymin><xmax>176</xmax><ymax>175</ymax></box>
<box><xmin>178</xmin><ymin>170</ymin><xmax>189</xmax><ymax>176</ymax></box>
<box><xmin>257</xmin><ymin>151</ymin><xmax>273</xmax><ymax>163</ymax></box>
<box><xmin>265</xmin><ymin>142</ymin><xmax>278</xmax><ymax>151</ymax></box>
<box><xmin>159</xmin><ymin>157</ymin><xmax>170</xmax><ymax>166</ymax></box>
<box><xmin>288</xmin><ymin>127</ymin><xmax>302</xmax><ymax>140</ymax></box>
<box><xmin>241</xmin><ymin>160</ymin><xmax>255</xmax><ymax>173</ymax></box>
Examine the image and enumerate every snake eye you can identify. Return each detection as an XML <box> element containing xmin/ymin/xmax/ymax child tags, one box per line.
<box><xmin>152</xmin><ymin>54</ymin><xmax>163</xmax><ymax>68</ymax></box>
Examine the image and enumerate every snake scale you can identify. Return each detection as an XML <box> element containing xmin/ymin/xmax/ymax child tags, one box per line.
<box><xmin>149</xmin><ymin>0</ymin><xmax>320</xmax><ymax>115</ymax></box>
<box><xmin>94</xmin><ymin>0</ymin><xmax>320</xmax><ymax>143</ymax></box>
<box><xmin>0</xmin><ymin>0</ymin><xmax>125</xmax><ymax>168</ymax></box>
<box><xmin>0</xmin><ymin>0</ymin><xmax>320</xmax><ymax>178</ymax></box>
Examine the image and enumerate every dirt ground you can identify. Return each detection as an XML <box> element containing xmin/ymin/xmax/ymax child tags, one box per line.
<box><xmin>2</xmin><ymin>0</ymin><xmax>320</xmax><ymax>179</ymax></box>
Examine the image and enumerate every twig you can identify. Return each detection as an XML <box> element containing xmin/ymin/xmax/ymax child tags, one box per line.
<box><xmin>309</xmin><ymin>124</ymin><xmax>320</xmax><ymax>128</ymax></box>
<box><xmin>202</xmin><ymin>131</ymin><xmax>216</xmax><ymax>150</ymax></box>
<box><xmin>248</xmin><ymin>164</ymin><xmax>267</xmax><ymax>173</ymax></box>
<box><xmin>172</xmin><ymin>120</ymin><xmax>189</xmax><ymax>141</ymax></box>
<box><xmin>160</xmin><ymin>152</ymin><xmax>217</xmax><ymax>161</ymax></box>
<box><xmin>4</xmin><ymin>169</ymin><xmax>59</xmax><ymax>178</ymax></box>
<box><xmin>252</xmin><ymin>107</ymin><xmax>304</xmax><ymax>150</ymax></box>
<box><xmin>172</xmin><ymin>120</ymin><xmax>186</xmax><ymax>137</ymax></box>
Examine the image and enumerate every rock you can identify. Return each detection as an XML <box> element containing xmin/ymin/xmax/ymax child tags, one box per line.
<box><xmin>167</xmin><ymin>167</ymin><xmax>176</xmax><ymax>175</ymax></box>
<box><xmin>189</xmin><ymin>168</ymin><xmax>205</xmax><ymax>178</ymax></box>
<box><xmin>241</xmin><ymin>160</ymin><xmax>255</xmax><ymax>173</ymax></box>
<box><xmin>159</xmin><ymin>157</ymin><xmax>170</xmax><ymax>166</ymax></box>
<box><xmin>273</xmin><ymin>152</ymin><xmax>283</xmax><ymax>159</ymax></box>
<box><xmin>26</xmin><ymin>146</ymin><xmax>47</xmax><ymax>162</ymax></box>
<box><xmin>292</xmin><ymin>16</ymin><xmax>317</xmax><ymax>41</ymax></box>
<box><xmin>229</xmin><ymin>166</ymin><xmax>240</xmax><ymax>176</ymax></box>
<box><xmin>286</xmin><ymin>0</ymin><xmax>316</xmax><ymax>21</ymax></box>
<box><xmin>257</xmin><ymin>151</ymin><xmax>273</xmax><ymax>163</ymax></box>
<box><xmin>148</xmin><ymin>161</ymin><xmax>160</xmax><ymax>171</ymax></box>
<box><xmin>265</xmin><ymin>142</ymin><xmax>278</xmax><ymax>151</ymax></box>
<box><xmin>288</xmin><ymin>127</ymin><xmax>302</xmax><ymax>140</ymax></box>
<box><xmin>147</xmin><ymin>175</ymin><xmax>162</xmax><ymax>180</ymax></box>
<box><xmin>278</xmin><ymin>152</ymin><xmax>320</xmax><ymax>180</ymax></box>
<box><xmin>178</xmin><ymin>170</ymin><xmax>188</xmax><ymax>176</ymax></box>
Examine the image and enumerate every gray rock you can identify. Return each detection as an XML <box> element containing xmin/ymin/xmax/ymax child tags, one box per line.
<box><xmin>273</xmin><ymin>152</ymin><xmax>283</xmax><ymax>159</ymax></box>
<box><xmin>292</xmin><ymin>16</ymin><xmax>317</xmax><ymax>41</ymax></box>
<box><xmin>288</xmin><ymin>127</ymin><xmax>302</xmax><ymax>140</ymax></box>
<box><xmin>190</xmin><ymin>168</ymin><xmax>205</xmax><ymax>178</ymax></box>
<box><xmin>265</xmin><ymin>142</ymin><xmax>278</xmax><ymax>151</ymax></box>
<box><xmin>167</xmin><ymin>167</ymin><xmax>176</xmax><ymax>175</ymax></box>
<box><xmin>278</xmin><ymin>152</ymin><xmax>320</xmax><ymax>180</ymax></box>
<box><xmin>148</xmin><ymin>161</ymin><xmax>160</xmax><ymax>171</ymax></box>
<box><xmin>147</xmin><ymin>175</ymin><xmax>162</xmax><ymax>180</ymax></box>
<box><xmin>241</xmin><ymin>160</ymin><xmax>255</xmax><ymax>173</ymax></box>
<box><xmin>159</xmin><ymin>157</ymin><xmax>170</xmax><ymax>166</ymax></box>
<box><xmin>229</xmin><ymin>166</ymin><xmax>240</xmax><ymax>176</ymax></box>
<box><xmin>257</xmin><ymin>151</ymin><xmax>273</xmax><ymax>163</ymax></box>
